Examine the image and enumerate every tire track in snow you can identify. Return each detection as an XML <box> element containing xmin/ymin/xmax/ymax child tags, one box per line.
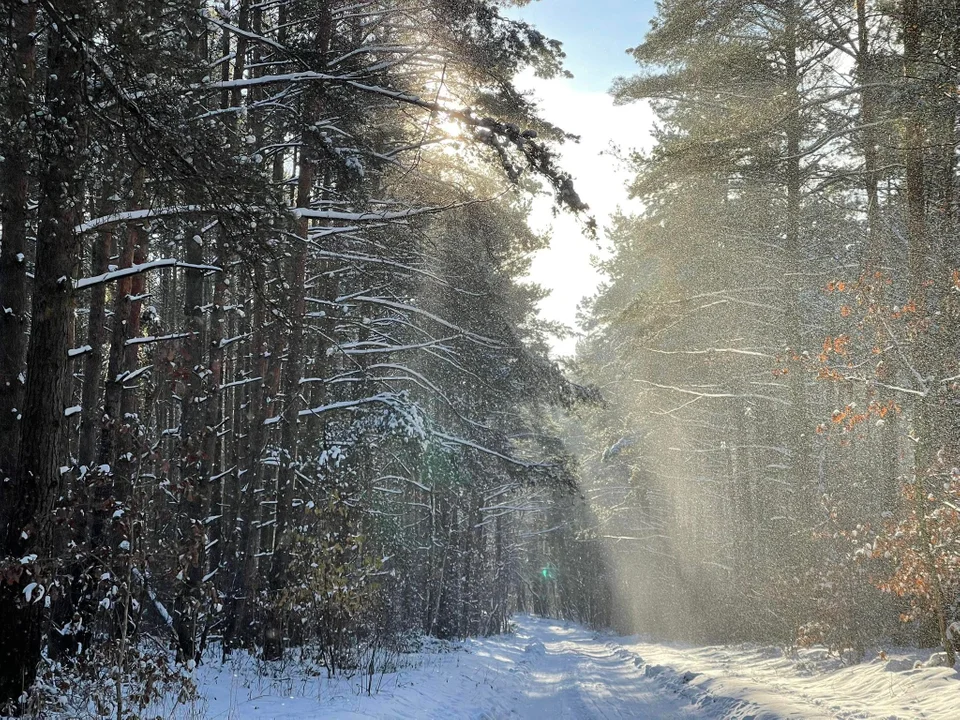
<box><xmin>509</xmin><ymin>619</ymin><xmax>703</xmax><ymax>719</ymax></box>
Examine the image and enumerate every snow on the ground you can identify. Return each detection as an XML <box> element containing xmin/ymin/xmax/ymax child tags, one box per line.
<box><xmin>616</xmin><ymin>634</ymin><xmax>960</xmax><ymax>720</ymax></box>
<box><xmin>155</xmin><ymin>616</ymin><xmax>959</xmax><ymax>719</ymax></box>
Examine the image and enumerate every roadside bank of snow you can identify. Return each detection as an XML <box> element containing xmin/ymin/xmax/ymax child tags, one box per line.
<box><xmin>616</xmin><ymin>634</ymin><xmax>960</xmax><ymax>720</ymax></box>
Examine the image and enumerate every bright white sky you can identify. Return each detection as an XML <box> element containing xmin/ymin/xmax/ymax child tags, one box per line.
<box><xmin>506</xmin><ymin>0</ymin><xmax>658</xmax><ymax>356</ymax></box>
<box><xmin>516</xmin><ymin>74</ymin><xmax>654</xmax><ymax>356</ymax></box>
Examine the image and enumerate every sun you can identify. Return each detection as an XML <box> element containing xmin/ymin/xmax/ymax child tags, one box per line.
<box><xmin>436</xmin><ymin>115</ymin><xmax>464</xmax><ymax>139</ymax></box>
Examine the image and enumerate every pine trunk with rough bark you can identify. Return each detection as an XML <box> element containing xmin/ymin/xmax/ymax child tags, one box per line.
<box><xmin>174</xmin><ymin>230</ymin><xmax>209</xmax><ymax>663</ymax></box>
<box><xmin>0</xmin><ymin>0</ymin><xmax>36</xmax><ymax>490</ymax></box>
<box><xmin>0</xmin><ymin>3</ymin><xmax>88</xmax><ymax>703</ymax></box>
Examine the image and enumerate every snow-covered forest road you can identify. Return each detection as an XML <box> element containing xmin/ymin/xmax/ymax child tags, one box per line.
<box><xmin>474</xmin><ymin>619</ymin><xmax>700</xmax><ymax>719</ymax></box>
<box><xmin>186</xmin><ymin>616</ymin><xmax>959</xmax><ymax>719</ymax></box>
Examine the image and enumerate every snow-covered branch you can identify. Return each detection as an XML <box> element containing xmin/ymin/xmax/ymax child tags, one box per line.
<box><xmin>75</xmin><ymin>259</ymin><xmax>221</xmax><ymax>290</ymax></box>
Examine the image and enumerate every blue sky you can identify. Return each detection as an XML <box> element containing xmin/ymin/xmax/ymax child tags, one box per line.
<box><xmin>507</xmin><ymin>0</ymin><xmax>658</xmax><ymax>93</ymax></box>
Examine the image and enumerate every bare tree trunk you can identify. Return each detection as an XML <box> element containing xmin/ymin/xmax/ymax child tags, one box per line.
<box><xmin>0</xmin><ymin>2</ymin><xmax>88</xmax><ymax>702</ymax></box>
<box><xmin>224</xmin><ymin>264</ymin><xmax>275</xmax><ymax>651</ymax></box>
<box><xmin>903</xmin><ymin>0</ymin><xmax>928</xmax><ymax>309</ymax></box>
<box><xmin>174</xmin><ymin>229</ymin><xmax>209</xmax><ymax>663</ymax></box>
<box><xmin>900</xmin><ymin>0</ymin><xmax>955</xmax><ymax>666</ymax></box>
<box><xmin>782</xmin><ymin>0</ymin><xmax>815</xmax><ymax>512</ymax></box>
<box><xmin>0</xmin><ymin>0</ymin><xmax>36</xmax><ymax>488</ymax></box>
<box><xmin>263</xmin><ymin>144</ymin><xmax>313</xmax><ymax>659</ymax></box>
<box><xmin>265</xmin><ymin>3</ymin><xmax>334</xmax><ymax>657</ymax></box>
<box><xmin>95</xmin><ymin>166</ymin><xmax>146</xmax><ymax>553</ymax></box>
<box><xmin>202</xmin><ymin>234</ymin><xmax>227</xmax><ymax>585</ymax></box>
<box><xmin>856</xmin><ymin>0</ymin><xmax>882</xmax><ymax>271</ymax></box>
<box><xmin>78</xmin><ymin>191</ymin><xmax>114</xmax><ymax>468</ymax></box>
<box><xmin>171</xmin><ymin>0</ymin><xmax>212</xmax><ymax>663</ymax></box>
<box><xmin>207</xmin><ymin>0</ymin><xmax>251</xmax><ymax>602</ymax></box>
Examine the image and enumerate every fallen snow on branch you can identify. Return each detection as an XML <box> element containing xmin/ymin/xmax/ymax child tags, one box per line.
<box><xmin>74</xmin><ymin>206</ymin><xmax>209</xmax><ymax>234</ymax></box>
<box><xmin>75</xmin><ymin>259</ymin><xmax>221</xmax><ymax>290</ymax></box>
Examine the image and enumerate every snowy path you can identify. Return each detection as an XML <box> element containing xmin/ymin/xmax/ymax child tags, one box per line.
<box><xmin>497</xmin><ymin>621</ymin><xmax>703</xmax><ymax>719</ymax></box>
<box><xmin>185</xmin><ymin>616</ymin><xmax>960</xmax><ymax>719</ymax></box>
<box><xmin>494</xmin><ymin>620</ymin><xmax>692</xmax><ymax>720</ymax></box>
<box><xmin>192</xmin><ymin>617</ymin><xmax>703</xmax><ymax>719</ymax></box>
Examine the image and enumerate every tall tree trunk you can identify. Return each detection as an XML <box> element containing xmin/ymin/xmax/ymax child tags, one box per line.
<box><xmin>78</xmin><ymin>191</ymin><xmax>114</xmax><ymax>468</ymax></box>
<box><xmin>224</xmin><ymin>268</ymin><xmax>272</xmax><ymax>652</ymax></box>
<box><xmin>903</xmin><ymin>0</ymin><xmax>928</xmax><ymax>309</ymax></box>
<box><xmin>0</xmin><ymin>0</ymin><xmax>36</xmax><ymax>489</ymax></box>
<box><xmin>901</xmin><ymin>0</ymin><xmax>955</xmax><ymax>665</ymax></box>
<box><xmin>0</xmin><ymin>3</ymin><xmax>88</xmax><ymax>702</ymax></box>
<box><xmin>171</xmin><ymin>0</ymin><xmax>212</xmax><ymax>663</ymax></box>
<box><xmin>97</xmin><ymin>165</ymin><xmax>146</xmax><ymax>500</ymax></box>
<box><xmin>174</xmin><ymin>229</ymin><xmax>209</xmax><ymax>663</ymax></box>
<box><xmin>265</xmin><ymin>3</ymin><xmax>334</xmax><ymax>655</ymax></box>
<box><xmin>202</xmin><ymin>234</ymin><xmax>227</xmax><ymax>586</ymax></box>
<box><xmin>263</xmin><ymin>144</ymin><xmax>313</xmax><ymax>659</ymax></box>
<box><xmin>208</xmin><ymin>0</ymin><xmax>251</xmax><ymax>604</ymax></box>
<box><xmin>856</xmin><ymin>0</ymin><xmax>883</xmax><ymax>271</ymax></box>
<box><xmin>782</xmin><ymin>1</ymin><xmax>815</xmax><ymax>514</ymax></box>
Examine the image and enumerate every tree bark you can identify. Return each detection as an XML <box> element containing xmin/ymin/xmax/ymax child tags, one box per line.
<box><xmin>903</xmin><ymin>0</ymin><xmax>928</xmax><ymax>309</ymax></box>
<box><xmin>856</xmin><ymin>0</ymin><xmax>882</xmax><ymax>271</ymax></box>
<box><xmin>782</xmin><ymin>0</ymin><xmax>815</xmax><ymax>513</ymax></box>
<box><xmin>77</xmin><ymin>190</ymin><xmax>114</xmax><ymax>469</ymax></box>
<box><xmin>174</xmin><ymin>229</ymin><xmax>209</xmax><ymax>663</ymax></box>
<box><xmin>0</xmin><ymin>0</ymin><xmax>37</xmax><ymax>489</ymax></box>
<box><xmin>265</xmin><ymin>3</ymin><xmax>334</xmax><ymax>653</ymax></box>
<box><xmin>0</xmin><ymin>2</ymin><xmax>88</xmax><ymax>702</ymax></box>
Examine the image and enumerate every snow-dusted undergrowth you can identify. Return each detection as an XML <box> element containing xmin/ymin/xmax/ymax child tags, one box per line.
<box><xmin>132</xmin><ymin>615</ymin><xmax>960</xmax><ymax>719</ymax></box>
